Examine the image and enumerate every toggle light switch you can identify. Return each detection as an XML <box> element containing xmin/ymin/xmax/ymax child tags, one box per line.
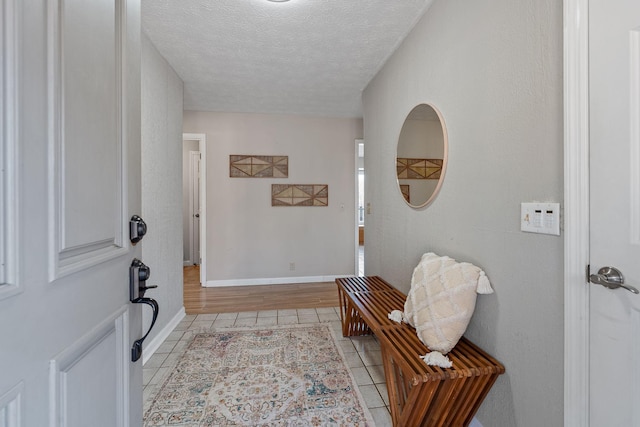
<box><xmin>521</xmin><ymin>202</ymin><xmax>560</xmax><ymax>236</ymax></box>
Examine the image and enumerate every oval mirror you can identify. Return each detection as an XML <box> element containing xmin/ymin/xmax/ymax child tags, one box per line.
<box><xmin>396</xmin><ymin>103</ymin><xmax>448</xmax><ymax>208</ymax></box>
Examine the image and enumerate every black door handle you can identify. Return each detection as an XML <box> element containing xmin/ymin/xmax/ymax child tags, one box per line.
<box><xmin>129</xmin><ymin>258</ymin><xmax>159</xmax><ymax>362</ymax></box>
<box><xmin>131</xmin><ymin>297</ymin><xmax>159</xmax><ymax>362</ymax></box>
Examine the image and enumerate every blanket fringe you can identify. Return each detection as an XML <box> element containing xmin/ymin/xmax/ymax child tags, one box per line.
<box><xmin>388</xmin><ymin>310</ymin><xmax>404</xmax><ymax>323</ymax></box>
<box><xmin>420</xmin><ymin>351</ymin><xmax>453</xmax><ymax>368</ymax></box>
<box><xmin>476</xmin><ymin>271</ymin><xmax>494</xmax><ymax>294</ymax></box>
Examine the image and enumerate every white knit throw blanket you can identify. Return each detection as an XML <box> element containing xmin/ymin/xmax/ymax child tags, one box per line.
<box><xmin>388</xmin><ymin>253</ymin><xmax>493</xmax><ymax>368</ymax></box>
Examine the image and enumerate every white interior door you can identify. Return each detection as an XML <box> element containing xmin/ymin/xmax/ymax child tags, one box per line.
<box><xmin>589</xmin><ymin>0</ymin><xmax>640</xmax><ymax>424</ymax></box>
<box><xmin>190</xmin><ymin>151</ymin><xmax>201</xmax><ymax>265</ymax></box>
<box><xmin>0</xmin><ymin>0</ymin><xmax>143</xmax><ymax>426</ymax></box>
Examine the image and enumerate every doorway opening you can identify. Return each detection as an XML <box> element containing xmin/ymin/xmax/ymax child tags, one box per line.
<box><xmin>355</xmin><ymin>139</ymin><xmax>364</xmax><ymax>276</ymax></box>
<box><xmin>182</xmin><ymin>133</ymin><xmax>206</xmax><ymax>285</ymax></box>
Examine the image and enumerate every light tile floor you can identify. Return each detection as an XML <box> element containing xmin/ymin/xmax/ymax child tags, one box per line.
<box><xmin>143</xmin><ymin>307</ymin><xmax>393</xmax><ymax>427</ymax></box>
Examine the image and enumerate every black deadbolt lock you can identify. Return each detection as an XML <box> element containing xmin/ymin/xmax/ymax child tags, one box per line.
<box><xmin>129</xmin><ymin>215</ymin><xmax>147</xmax><ymax>244</ymax></box>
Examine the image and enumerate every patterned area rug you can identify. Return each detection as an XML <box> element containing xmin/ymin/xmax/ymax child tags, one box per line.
<box><xmin>144</xmin><ymin>324</ymin><xmax>374</xmax><ymax>426</ymax></box>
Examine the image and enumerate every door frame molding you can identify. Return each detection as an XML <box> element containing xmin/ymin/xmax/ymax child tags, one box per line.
<box><xmin>563</xmin><ymin>0</ymin><xmax>590</xmax><ymax>424</ymax></box>
<box><xmin>183</xmin><ymin>133</ymin><xmax>206</xmax><ymax>285</ymax></box>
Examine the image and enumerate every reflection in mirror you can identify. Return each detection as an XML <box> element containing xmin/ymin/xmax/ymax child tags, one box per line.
<box><xmin>396</xmin><ymin>103</ymin><xmax>447</xmax><ymax>208</ymax></box>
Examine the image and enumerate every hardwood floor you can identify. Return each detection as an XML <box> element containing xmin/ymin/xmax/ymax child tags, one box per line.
<box><xmin>183</xmin><ymin>266</ymin><xmax>340</xmax><ymax>314</ymax></box>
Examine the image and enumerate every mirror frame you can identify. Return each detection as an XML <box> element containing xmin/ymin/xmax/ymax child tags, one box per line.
<box><xmin>395</xmin><ymin>103</ymin><xmax>448</xmax><ymax>209</ymax></box>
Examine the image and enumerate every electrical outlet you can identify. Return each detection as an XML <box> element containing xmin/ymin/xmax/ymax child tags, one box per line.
<box><xmin>289</xmin><ymin>262</ymin><xmax>295</xmax><ymax>271</ymax></box>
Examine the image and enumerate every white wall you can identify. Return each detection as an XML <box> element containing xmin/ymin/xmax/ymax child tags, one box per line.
<box><xmin>141</xmin><ymin>33</ymin><xmax>185</xmax><ymax>345</ymax></box>
<box><xmin>362</xmin><ymin>0</ymin><xmax>563</xmax><ymax>425</ymax></box>
<box><xmin>183</xmin><ymin>111</ymin><xmax>363</xmax><ymax>284</ymax></box>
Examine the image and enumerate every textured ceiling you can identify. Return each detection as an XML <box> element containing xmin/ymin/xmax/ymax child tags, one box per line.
<box><xmin>141</xmin><ymin>0</ymin><xmax>434</xmax><ymax>118</ymax></box>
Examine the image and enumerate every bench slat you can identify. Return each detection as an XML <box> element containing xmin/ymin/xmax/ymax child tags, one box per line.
<box><xmin>337</xmin><ymin>275</ymin><xmax>396</xmax><ymax>293</ymax></box>
<box><xmin>347</xmin><ymin>291</ymin><xmax>405</xmax><ymax>330</ymax></box>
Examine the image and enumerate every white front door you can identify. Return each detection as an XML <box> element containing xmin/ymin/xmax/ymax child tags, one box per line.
<box><xmin>0</xmin><ymin>0</ymin><xmax>143</xmax><ymax>425</ymax></box>
<box><xmin>589</xmin><ymin>0</ymin><xmax>640</xmax><ymax>424</ymax></box>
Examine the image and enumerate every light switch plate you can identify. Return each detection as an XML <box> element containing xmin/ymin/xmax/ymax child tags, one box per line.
<box><xmin>521</xmin><ymin>202</ymin><xmax>560</xmax><ymax>235</ymax></box>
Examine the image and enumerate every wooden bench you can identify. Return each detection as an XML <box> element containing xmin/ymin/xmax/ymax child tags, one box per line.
<box><xmin>336</xmin><ymin>276</ymin><xmax>505</xmax><ymax>427</ymax></box>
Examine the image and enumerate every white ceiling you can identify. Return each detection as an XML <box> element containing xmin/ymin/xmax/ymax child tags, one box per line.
<box><xmin>141</xmin><ymin>0</ymin><xmax>435</xmax><ymax>118</ymax></box>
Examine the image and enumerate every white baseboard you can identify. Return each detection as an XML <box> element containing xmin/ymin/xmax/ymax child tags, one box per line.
<box><xmin>470</xmin><ymin>417</ymin><xmax>483</xmax><ymax>427</ymax></box>
<box><xmin>142</xmin><ymin>306</ymin><xmax>186</xmax><ymax>365</ymax></box>
<box><xmin>183</xmin><ymin>260</ymin><xmax>192</xmax><ymax>266</ymax></box>
<box><xmin>205</xmin><ymin>274</ymin><xmax>347</xmax><ymax>287</ymax></box>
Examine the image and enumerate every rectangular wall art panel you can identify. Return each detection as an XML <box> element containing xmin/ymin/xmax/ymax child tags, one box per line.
<box><xmin>396</xmin><ymin>158</ymin><xmax>443</xmax><ymax>179</ymax></box>
<box><xmin>400</xmin><ymin>184</ymin><xmax>410</xmax><ymax>203</ymax></box>
<box><xmin>272</xmin><ymin>184</ymin><xmax>328</xmax><ymax>207</ymax></box>
<box><xmin>230</xmin><ymin>155</ymin><xmax>288</xmax><ymax>178</ymax></box>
